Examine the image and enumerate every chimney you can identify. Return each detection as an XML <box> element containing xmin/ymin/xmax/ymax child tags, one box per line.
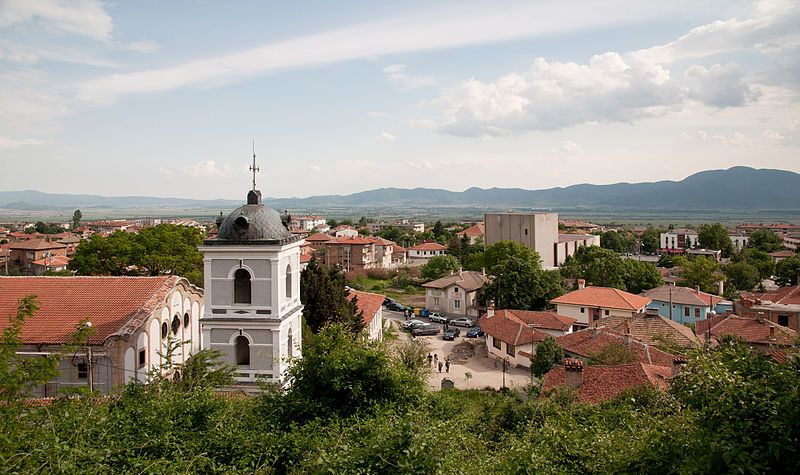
<box><xmin>717</xmin><ymin>279</ymin><xmax>724</xmax><ymax>296</ymax></box>
<box><xmin>672</xmin><ymin>356</ymin><xmax>687</xmax><ymax>377</ymax></box>
<box><xmin>769</xmin><ymin>325</ymin><xmax>775</xmax><ymax>340</ymax></box>
<box><xmin>487</xmin><ymin>301</ymin><xmax>495</xmax><ymax>318</ymax></box>
<box><xmin>623</xmin><ymin>319</ymin><xmax>632</xmax><ymax>346</ymax></box>
<box><xmin>564</xmin><ymin>358</ymin><xmax>583</xmax><ymax>388</ymax></box>
<box><xmin>458</xmin><ymin>268</ymin><xmax>463</xmax><ymax>278</ymax></box>
<box><xmin>578</xmin><ymin>279</ymin><xmax>586</xmax><ymax>290</ymax></box>
<box><xmin>695</xmin><ymin>285</ymin><xmax>700</xmax><ymax>293</ymax></box>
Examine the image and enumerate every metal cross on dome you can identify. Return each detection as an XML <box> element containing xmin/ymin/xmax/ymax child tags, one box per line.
<box><xmin>249</xmin><ymin>140</ymin><xmax>259</xmax><ymax>190</ymax></box>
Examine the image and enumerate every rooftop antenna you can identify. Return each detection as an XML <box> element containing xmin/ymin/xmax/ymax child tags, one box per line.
<box><xmin>249</xmin><ymin>139</ymin><xmax>259</xmax><ymax>191</ymax></box>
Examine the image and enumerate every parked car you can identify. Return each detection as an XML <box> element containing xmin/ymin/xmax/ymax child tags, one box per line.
<box><xmin>442</xmin><ymin>328</ymin><xmax>460</xmax><ymax>340</ymax></box>
<box><xmin>411</xmin><ymin>324</ymin><xmax>440</xmax><ymax>336</ymax></box>
<box><xmin>400</xmin><ymin>319</ymin><xmax>425</xmax><ymax>331</ymax></box>
<box><xmin>383</xmin><ymin>297</ymin><xmax>395</xmax><ymax>306</ymax></box>
<box><xmin>428</xmin><ymin>312</ymin><xmax>448</xmax><ymax>323</ymax></box>
<box><xmin>449</xmin><ymin>317</ymin><xmax>475</xmax><ymax>327</ymax></box>
<box><xmin>386</xmin><ymin>302</ymin><xmax>406</xmax><ymax>312</ymax></box>
<box><xmin>466</xmin><ymin>327</ymin><xmax>485</xmax><ymax>338</ymax></box>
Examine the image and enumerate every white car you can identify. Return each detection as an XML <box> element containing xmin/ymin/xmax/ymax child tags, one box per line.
<box><xmin>428</xmin><ymin>312</ymin><xmax>448</xmax><ymax>323</ymax></box>
<box><xmin>401</xmin><ymin>319</ymin><xmax>426</xmax><ymax>331</ymax></box>
<box><xmin>448</xmin><ymin>317</ymin><xmax>475</xmax><ymax>327</ymax></box>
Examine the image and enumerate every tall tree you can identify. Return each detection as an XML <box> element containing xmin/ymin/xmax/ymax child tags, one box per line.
<box><xmin>71</xmin><ymin>209</ymin><xmax>82</xmax><ymax>229</ymax></box>
<box><xmin>724</xmin><ymin>262</ymin><xmax>761</xmax><ymax>293</ymax></box>
<box><xmin>300</xmin><ymin>257</ymin><xmax>364</xmax><ymax>334</ymax></box>
<box><xmin>674</xmin><ymin>256</ymin><xmax>722</xmax><ymax>293</ymax></box>
<box><xmin>432</xmin><ymin>220</ymin><xmax>445</xmax><ymax>238</ymax></box>
<box><xmin>600</xmin><ymin>230</ymin><xmax>632</xmax><ymax>254</ymax></box>
<box><xmin>698</xmin><ymin>223</ymin><xmax>734</xmax><ymax>257</ymax></box>
<box><xmin>484</xmin><ymin>241</ymin><xmax>564</xmax><ymax>310</ymax></box>
<box><xmin>641</xmin><ymin>227</ymin><xmax>664</xmax><ymax>254</ymax></box>
<box><xmin>622</xmin><ymin>259</ymin><xmax>664</xmax><ymax>294</ymax></box>
<box><xmin>560</xmin><ymin>246</ymin><xmax>627</xmax><ymax>289</ymax></box>
<box><xmin>730</xmin><ymin>248</ymin><xmax>774</xmax><ymax>280</ymax></box>
<box><xmin>775</xmin><ymin>254</ymin><xmax>800</xmax><ymax>286</ymax></box>
<box><xmin>530</xmin><ymin>336</ymin><xmax>563</xmax><ymax>378</ymax></box>
<box><xmin>747</xmin><ymin>229</ymin><xmax>783</xmax><ymax>253</ymax></box>
<box><xmin>420</xmin><ymin>255</ymin><xmax>461</xmax><ymax>281</ymax></box>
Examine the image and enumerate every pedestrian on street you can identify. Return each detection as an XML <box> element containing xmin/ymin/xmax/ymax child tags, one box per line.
<box><xmin>445</xmin><ymin>358</ymin><xmax>450</xmax><ymax>373</ymax></box>
<box><xmin>427</xmin><ymin>353</ymin><xmax>433</xmax><ymax>366</ymax></box>
<box><xmin>438</xmin><ymin>361</ymin><xmax>443</xmax><ymax>373</ymax></box>
<box><xmin>433</xmin><ymin>354</ymin><xmax>439</xmax><ymax>365</ymax></box>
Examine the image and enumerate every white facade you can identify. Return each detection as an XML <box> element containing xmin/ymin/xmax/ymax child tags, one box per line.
<box><xmin>660</xmin><ymin>230</ymin><xmax>699</xmax><ymax>249</ymax></box>
<box><xmin>730</xmin><ymin>234</ymin><xmax>749</xmax><ymax>251</ymax></box>
<box><xmin>555</xmin><ymin>303</ymin><xmax>640</xmax><ymax>327</ymax></box>
<box><xmin>199</xmin><ymin>239</ymin><xmax>304</xmax><ymax>386</ymax></box>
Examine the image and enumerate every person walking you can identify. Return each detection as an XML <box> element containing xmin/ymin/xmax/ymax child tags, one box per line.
<box><xmin>427</xmin><ymin>353</ymin><xmax>433</xmax><ymax>367</ymax></box>
<box><xmin>433</xmin><ymin>354</ymin><xmax>438</xmax><ymax>366</ymax></box>
<box><xmin>438</xmin><ymin>361</ymin><xmax>443</xmax><ymax>373</ymax></box>
<box><xmin>445</xmin><ymin>357</ymin><xmax>450</xmax><ymax>373</ymax></box>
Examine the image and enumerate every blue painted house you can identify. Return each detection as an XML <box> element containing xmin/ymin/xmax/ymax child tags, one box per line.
<box><xmin>641</xmin><ymin>285</ymin><xmax>732</xmax><ymax>325</ymax></box>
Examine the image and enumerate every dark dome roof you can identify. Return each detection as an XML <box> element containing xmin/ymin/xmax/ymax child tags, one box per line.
<box><xmin>213</xmin><ymin>203</ymin><xmax>295</xmax><ymax>244</ymax></box>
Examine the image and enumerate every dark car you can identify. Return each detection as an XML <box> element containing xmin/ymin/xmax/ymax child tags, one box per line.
<box><xmin>383</xmin><ymin>297</ymin><xmax>395</xmax><ymax>306</ymax></box>
<box><xmin>386</xmin><ymin>302</ymin><xmax>406</xmax><ymax>312</ymax></box>
<box><xmin>466</xmin><ymin>327</ymin><xmax>485</xmax><ymax>338</ymax></box>
<box><xmin>411</xmin><ymin>324</ymin><xmax>440</xmax><ymax>336</ymax></box>
<box><xmin>442</xmin><ymin>328</ymin><xmax>460</xmax><ymax>340</ymax></box>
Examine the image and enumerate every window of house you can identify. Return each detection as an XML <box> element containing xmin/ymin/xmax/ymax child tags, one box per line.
<box><xmin>454</xmin><ymin>300</ymin><xmax>461</xmax><ymax>309</ymax></box>
<box><xmin>778</xmin><ymin>314</ymin><xmax>789</xmax><ymax>327</ymax></box>
<box><xmin>77</xmin><ymin>362</ymin><xmax>87</xmax><ymax>379</ymax></box>
<box><xmin>285</xmin><ymin>264</ymin><xmax>292</xmax><ymax>299</ymax></box>
<box><xmin>138</xmin><ymin>349</ymin><xmax>146</xmax><ymax>368</ymax></box>
<box><xmin>287</xmin><ymin>330</ymin><xmax>294</xmax><ymax>357</ymax></box>
<box><xmin>433</xmin><ymin>297</ymin><xmax>440</xmax><ymax>306</ymax></box>
<box><xmin>506</xmin><ymin>343</ymin><xmax>515</xmax><ymax>356</ymax></box>
<box><xmin>235</xmin><ymin>336</ymin><xmax>250</xmax><ymax>366</ymax></box>
<box><xmin>580</xmin><ymin>307</ymin><xmax>585</xmax><ymax>313</ymax></box>
<box><xmin>171</xmin><ymin>315</ymin><xmax>180</xmax><ymax>335</ymax></box>
<box><xmin>183</xmin><ymin>312</ymin><xmax>190</xmax><ymax>327</ymax></box>
<box><xmin>493</xmin><ymin>337</ymin><xmax>502</xmax><ymax>350</ymax></box>
<box><xmin>694</xmin><ymin>308</ymin><xmax>700</xmax><ymax>318</ymax></box>
<box><xmin>234</xmin><ymin>268</ymin><xmax>252</xmax><ymax>304</ymax></box>
<box><xmin>161</xmin><ymin>322</ymin><xmax>168</xmax><ymax>339</ymax></box>
<box><xmin>604</xmin><ymin>310</ymin><xmax>609</xmax><ymax>316</ymax></box>
<box><xmin>684</xmin><ymin>307</ymin><xmax>690</xmax><ymax>317</ymax></box>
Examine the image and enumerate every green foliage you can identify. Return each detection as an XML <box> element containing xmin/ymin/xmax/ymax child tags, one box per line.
<box><xmin>33</xmin><ymin>221</ymin><xmax>64</xmax><ymax>234</ymax></box>
<box><xmin>531</xmin><ymin>336</ymin><xmax>563</xmax><ymax>378</ymax></box>
<box><xmin>748</xmin><ymin>229</ymin><xmax>783</xmax><ymax>253</ymax></box>
<box><xmin>724</xmin><ymin>261</ymin><xmax>761</xmax><ymax>292</ymax></box>
<box><xmin>731</xmin><ymin>247</ymin><xmax>774</xmax><ymax>279</ymax></box>
<box><xmin>698</xmin><ymin>223</ymin><xmax>734</xmax><ymax>257</ymax></box>
<box><xmin>420</xmin><ymin>254</ymin><xmax>462</xmax><ymax>280</ymax></box>
<box><xmin>775</xmin><ymin>254</ymin><xmax>800</xmax><ymax>286</ymax></box>
<box><xmin>622</xmin><ymin>259</ymin><xmax>664</xmax><ymax>294</ymax></box>
<box><xmin>0</xmin><ymin>296</ymin><xmax>61</xmax><ymax>403</ymax></box>
<box><xmin>484</xmin><ymin>241</ymin><xmax>564</xmax><ymax>310</ymax></box>
<box><xmin>587</xmin><ymin>342</ymin><xmax>637</xmax><ymax>365</ymax></box>
<box><xmin>174</xmin><ymin>349</ymin><xmax>235</xmax><ymax>392</ymax></box>
<box><xmin>560</xmin><ymin>246</ymin><xmax>661</xmax><ymax>293</ymax></box>
<box><xmin>300</xmin><ymin>257</ymin><xmax>364</xmax><ymax>335</ymax></box>
<box><xmin>641</xmin><ymin>227</ymin><xmax>664</xmax><ymax>254</ymax></box>
<box><xmin>657</xmin><ymin>253</ymin><xmax>676</xmax><ymax>268</ymax></box>
<box><xmin>432</xmin><ymin>220</ymin><xmax>445</xmax><ymax>238</ymax></box>
<box><xmin>448</xmin><ymin>234</ymin><xmax>484</xmax><ymax>271</ymax></box>
<box><xmin>68</xmin><ymin>224</ymin><xmax>204</xmax><ymax>286</ymax></box>
<box><xmin>674</xmin><ymin>256</ymin><xmax>722</xmax><ymax>293</ymax></box>
<box><xmin>600</xmin><ymin>230</ymin><xmax>634</xmax><ymax>254</ymax></box>
<box><xmin>71</xmin><ymin>209</ymin><xmax>82</xmax><ymax>230</ymax></box>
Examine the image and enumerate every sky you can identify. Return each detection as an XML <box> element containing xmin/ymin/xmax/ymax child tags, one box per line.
<box><xmin>0</xmin><ymin>0</ymin><xmax>798</xmax><ymax>200</ymax></box>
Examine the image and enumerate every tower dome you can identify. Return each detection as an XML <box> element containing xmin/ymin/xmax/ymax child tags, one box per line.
<box><xmin>209</xmin><ymin>190</ymin><xmax>297</xmax><ymax>244</ymax></box>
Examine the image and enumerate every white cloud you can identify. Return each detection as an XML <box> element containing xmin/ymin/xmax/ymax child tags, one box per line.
<box><xmin>125</xmin><ymin>39</ymin><xmax>160</xmax><ymax>53</ymax></box>
<box><xmin>0</xmin><ymin>0</ymin><xmax>113</xmax><ymax>40</ymax></box>
<box><xmin>158</xmin><ymin>166</ymin><xmax>174</xmax><ymax>176</ymax></box>
<box><xmin>685</xmin><ymin>63</ymin><xmax>759</xmax><ymax>107</ymax></box>
<box><xmin>552</xmin><ymin>140</ymin><xmax>584</xmax><ymax>155</ymax></box>
<box><xmin>382</xmin><ymin>63</ymin><xmax>435</xmax><ymax>90</ymax></box>
<box><xmin>0</xmin><ymin>40</ymin><xmax>121</xmax><ymax>67</ymax></box>
<box><xmin>406</xmin><ymin>160</ymin><xmax>441</xmax><ymax>170</ymax></box>
<box><xmin>763</xmin><ymin>129</ymin><xmax>785</xmax><ymax>143</ymax></box>
<box><xmin>0</xmin><ymin>136</ymin><xmax>46</xmax><ymax>150</ymax></box>
<box><xmin>378</xmin><ymin>131</ymin><xmax>396</xmax><ymax>142</ymax></box>
<box><xmin>684</xmin><ymin>130</ymin><xmax>752</xmax><ymax>146</ymax></box>
<box><xmin>75</xmin><ymin>1</ymin><xmax>678</xmax><ymax>104</ymax></box>
<box><xmin>306</xmin><ymin>164</ymin><xmax>322</xmax><ymax>172</ymax></box>
<box><xmin>430</xmin><ymin>53</ymin><xmax>686</xmax><ymax>136</ymax></box>
<box><xmin>367</xmin><ymin>111</ymin><xmax>389</xmax><ymax>117</ymax></box>
<box><xmin>180</xmin><ymin>160</ymin><xmax>231</xmax><ymax>177</ymax></box>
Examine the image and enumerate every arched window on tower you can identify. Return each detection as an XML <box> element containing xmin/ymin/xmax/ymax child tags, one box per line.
<box><xmin>287</xmin><ymin>328</ymin><xmax>294</xmax><ymax>357</ymax></box>
<box><xmin>285</xmin><ymin>264</ymin><xmax>292</xmax><ymax>299</ymax></box>
<box><xmin>234</xmin><ymin>335</ymin><xmax>250</xmax><ymax>366</ymax></box>
<box><xmin>234</xmin><ymin>269</ymin><xmax>251</xmax><ymax>304</ymax></box>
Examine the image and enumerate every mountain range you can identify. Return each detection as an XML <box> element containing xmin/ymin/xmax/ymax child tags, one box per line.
<box><xmin>1</xmin><ymin>167</ymin><xmax>798</xmax><ymax>212</ymax></box>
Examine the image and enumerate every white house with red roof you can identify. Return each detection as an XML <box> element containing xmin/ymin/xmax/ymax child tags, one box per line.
<box><xmin>0</xmin><ymin>276</ymin><xmax>203</xmax><ymax>395</ymax></box>
<box><xmin>347</xmin><ymin>289</ymin><xmax>385</xmax><ymax>341</ymax></box>
<box><xmin>549</xmin><ymin>281</ymin><xmax>651</xmax><ymax>328</ymax></box>
<box><xmin>479</xmin><ymin>307</ymin><xmax>575</xmax><ymax>367</ymax></box>
<box><xmin>455</xmin><ymin>223</ymin><xmax>484</xmax><ymax>244</ymax></box>
<box><xmin>407</xmin><ymin>242</ymin><xmax>447</xmax><ymax>265</ymax></box>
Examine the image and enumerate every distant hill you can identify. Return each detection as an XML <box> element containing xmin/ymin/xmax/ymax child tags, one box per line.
<box><xmin>1</xmin><ymin>167</ymin><xmax>798</xmax><ymax>212</ymax></box>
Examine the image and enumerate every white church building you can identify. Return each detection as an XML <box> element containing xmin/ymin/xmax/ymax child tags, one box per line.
<box><xmin>199</xmin><ymin>185</ymin><xmax>304</xmax><ymax>386</ymax></box>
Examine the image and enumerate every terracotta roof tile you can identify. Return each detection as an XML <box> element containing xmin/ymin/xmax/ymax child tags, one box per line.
<box><xmin>422</xmin><ymin>271</ymin><xmax>488</xmax><ymax>292</ymax></box>
<box><xmin>550</xmin><ymin>286</ymin><xmax>651</xmax><ymax>311</ymax></box>
<box><xmin>347</xmin><ymin>289</ymin><xmax>384</xmax><ymax>326</ymax></box>
<box><xmin>700</xmin><ymin>315</ymin><xmax>797</xmax><ymax>346</ymax></box>
<box><xmin>408</xmin><ymin>242</ymin><xmax>447</xmax><ymax>251</ymax></box>
<box><xmin>751</xmin><ymin>284</ymin><xmax>800</xmax><ymax>305</ymax></box>
<box><xmin>542</xmin><ymin>362</ymin><xmax>672</xmax><ymax>403</ymax></box>
<box><xmin>456</xmin><ymin>223</ymin><xmax>484</xmax><ymax>237</ymax></box>
<box><xmin>556</xmin><ymin>328</ymin><xmax>674</xmax><ymax>366</ymax></box>
<box><xmin>641</xmin><ymin>285</ymin><xmax>723</xmax><ymax>307</ymax></box>
<box><xmin>480</xmin><ymin>313</ymin><xmax>546</xmax><ymax>346</ymax></box>
<box><xmin>0</xmin><ymin>276</ymin><xmax>186</xmax><ymax>345</ymax></box>
<box><xmin>497</xmin><ymin>309</ymin><xmax>575</xmax><ymax>331</ymax></box>
<box><xmin>32</xmin><ymin>256</ymin><xmax>71</xmax><ymax>267</ymax></box>
<box><xmin>597</xmin><ymin>312</ymin><xmax>700</xmax><ymax>348</ymax></box>
<box><xmin>305</xmin><ymin>232</ymin><xmax>333</xmax><ymax>242</ymax></box>
<box><xmin>9</xmin><ymin>238</ymin><xmax>67</xmax><ymax>251</ymax></box>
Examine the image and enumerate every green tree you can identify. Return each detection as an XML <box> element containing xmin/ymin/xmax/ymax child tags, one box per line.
<box><xmin>358</xmin><ymin>216</ymin><xmax>368</xmax><ymax>227</ymax></box>
<box><xmin>775</xmin><ymin>254</ymin><xmax>800</xmax><ymax>286</ymax></box>
<box><xmin>674</xmin><ymin>256</ymin><xmax>722</xmax><ymax>293</ymax></box>
<box><xmin>484</xmin><ymin>241</ymin><xmax>564</xmax><ymax>310</ymax></box>
<box><xmin>432</xmin><ymin>220</ymin><xmax>445</xmax><ymax>238</ymax></box>
<box><xmin>531</xmin><ymin>336</ymin><xmax>563</xmax><ymax>378</ymax></box>
<box><xmin>484</xmin><ymin>240</ymin><xmax>540</xmax><ymax>269</ymax></box>
<box><xmin>697</xmin><ymin>223</ymin><xmax>734</xmax><ymax>257</ymax></box>
<box><xmin>0</xmin><ymin>296</ymin><xmax>61</xmax><ymax>403</ymax></box>
<box><xmin>731</xmin><ymin>248</ymin><xmax>774</xmax><ymax>279</ymax></box>
<box><xmin>300</xmin><ymin>257</ymin><xmax>364</xmax><ymax>334</ymax></box>
<box><xmin>68</xmin><ymin>231</ymin><xmax>141</xmax><ymax>276</ymax></box>
<box><xmin>600</xmin><ymin>230</ymin><xmax>632</xmax><ymax>254</ymax></box>
<box><xmin>559</xmin><ymin>246</ymin><xmax>627</xmax><ymax>290</ymax></box>
<box><xmin>420</xmin><ymin>255</ymin><xmax>461</xmax><ymax>281</ymax></box>
<box><xmin>724</xmin><ymin>262</ymin><xmax>760</xmax><ymax>292</ymax></box>
<box><xmin>747</xmin><ymin>229</ymin><xmax>783</xmax><ymax>253</ymax></box>
<box><xmin>71</xmin><ymin>209</ymin><xmax>82</xmax><ymax>229</ymax></box>
<box><xmin>622</xmin><ymin>259</ymin><xmax>663</xmax><ymax>294</ymax></box>
<box><xmin>641</xmin><ymin>228</ymin><xmax>664</xmax><ymax>254</ymax></box>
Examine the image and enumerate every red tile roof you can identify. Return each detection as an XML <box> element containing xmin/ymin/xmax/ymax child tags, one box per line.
<box><xmin>456</xmin><ymin>223</ymin><xmax>484</xmax><ymax>237</ymax></box>
<box><xmin>750</xmin><ymin>284</ymin><xmax>800</xmax><ymax>305</ymax></box>
<box><xmin>699</xmin><ymin>315</ymin><xmax>797</xmax><ymax>346</ymax></box>
<box><xmin>0</xmin><ymin>276</ymin><xmax>186</xmax><ymax>345</ymax></box>
<box><xmin>347</xmin><ymin>289</ymin><xmax>384</xmax><ymax>326</ymax></box>
<box><xmin>596</xmin><ymin>313</ymin><xmax>700</xmax><ymax>348</ymax></box>
<box><xmin>422</xmin><ymin>270</ymin><xmax>488</xmax><ymax>292</ymax></box>
<box><xmin>330</xmin><ymin>236</ymin><xmax>375</xmax><ymax>245</ymax></box>
<box><xmin>550</xmin><ymin>286</ymin><xmax>651</xmax><ymax>311</ymax></box>
<box><xmin>556</xmin><ymin>328</ymin><xmax>674</xmax><ymax>366</ymax></box>
<box><xmin>299</xmin><ymin>254</ymin><xmax>313</xmax><ymax>264</ymax></box>
<box><xmin>32</xmin><ymin>255</ymin><xmax>71</xmax><ymax>267</ymax></box>
<box><xmin>542</xmin><ymin>362</ymin><xmax>672</xmax><ymax>403</ymax></box>
<box><xmin>480</xmin><ymin>313</ymin><xmax>546</xmax><ymax>346</ymax></box>
<box><xmin>9</xmin><ymin>238</ymin><xmax>67</xmax><ymax>251</ymax></box>
<box><xmin>408</xmin><ymin>242</ymin><xmax>447</xmax><ymax>251</ymax></box>
<box><xmin>496</xmin><ymin>309</ymin><xmax>575</xmax><ymax>331</ymax></box>
<box><xmin>305</xmin><ymin>232</ymin><xmax>333</xmax><ymax>242</ymax></box>
<box><xmin>641</xmin><ymin>284</ymin><xmax>723</xmax><ymax>307</ymax></box>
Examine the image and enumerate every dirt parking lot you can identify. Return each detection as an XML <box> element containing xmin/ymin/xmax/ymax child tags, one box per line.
<box><xmin>383</xmin><ymin>313</ymin><xmax>532</xmax><ymax>391</ymax></box>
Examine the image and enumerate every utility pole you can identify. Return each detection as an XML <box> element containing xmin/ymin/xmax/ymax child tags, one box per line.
<box><xmin>86</xmin><ymin>346</ymin><xmax>93</xmax><ymax>391</ymax></box>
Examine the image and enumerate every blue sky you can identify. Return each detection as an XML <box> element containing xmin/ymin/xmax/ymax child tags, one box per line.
<box><xmin>0</xmin><ymin>0</ymin><xmax>797</xmax><ymax>199</ymax></box>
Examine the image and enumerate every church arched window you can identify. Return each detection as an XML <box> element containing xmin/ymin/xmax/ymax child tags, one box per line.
<box><xmin>287</xmin><ymin>329</ymin><xmax>294</xmax><ymax>357</ymax></box>
<box><xmin>234</xmin><ymin>269</ymin><xmax>251</xmax><ymax>304</ymax></box>
<box><xmin>285</xmin><ymin>264</ymin><xmax>292</xmax><ymax>299</ymax></box>
<box><xmin>234</xmin><ymin>336</ymin><xmax>250</xmax><ymax>366</ymax></box>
